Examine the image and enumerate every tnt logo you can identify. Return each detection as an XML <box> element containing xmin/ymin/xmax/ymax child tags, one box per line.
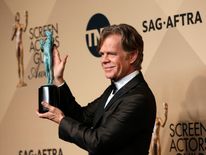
<box><xmin>86</xmin><ymin>13</ymin><xmax>110</xmax><ymax>57</ymax></box>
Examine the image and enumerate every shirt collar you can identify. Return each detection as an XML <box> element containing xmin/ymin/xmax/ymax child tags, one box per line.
<box><xmin>113</xmin><ymin>70</ymin><xmax>139</xmax><ymax>91</ymax></box>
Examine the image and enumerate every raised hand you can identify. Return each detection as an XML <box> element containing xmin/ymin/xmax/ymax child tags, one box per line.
<box><xmin>52</xmin><ymin>46</ymin><xmax>68</xmax><ymax>86</ymax></box>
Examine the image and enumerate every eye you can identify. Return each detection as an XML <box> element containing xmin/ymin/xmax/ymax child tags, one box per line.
<box><xmin>98</xmin><ymin>51</ymin><xmax>104</xmax><ymax>56</ymax></box>
<box><xmin>108</xmin><ymin>52</ymin><xmax>117</xmax><ymax>56</ymax></box>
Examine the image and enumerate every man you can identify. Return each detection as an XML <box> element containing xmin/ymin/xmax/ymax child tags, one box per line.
<box><xmin>37</xmin><ymin>24</ymin><xmax>156</xmax><ymax>155</ymax></box>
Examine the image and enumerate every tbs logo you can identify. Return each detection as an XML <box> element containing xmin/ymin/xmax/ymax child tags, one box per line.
<box><xmin>86</xmin><ymin>13</ymin><xmax>110</xmax><ymax>57</ymax></box>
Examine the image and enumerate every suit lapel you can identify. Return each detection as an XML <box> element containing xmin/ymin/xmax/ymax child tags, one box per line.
<box><xmin>105</xmin><ymin>73</ymin><xmax>143</xmax><ymax>111</ymax></box>
<box><xmin>93</xmin><ymin>86</ymin><xmax>111</xmax><ymax>126</ymax></box>
<box><xmin>93</xmin><ymin>72</ymin><xmax>145</xmax><ymax>127</ymax></box>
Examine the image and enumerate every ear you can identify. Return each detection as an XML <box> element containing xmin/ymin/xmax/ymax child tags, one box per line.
<box><xmin>129</xmin><ymin>51</ymin><xmax>138</xmax><ymax>64</ymax></box>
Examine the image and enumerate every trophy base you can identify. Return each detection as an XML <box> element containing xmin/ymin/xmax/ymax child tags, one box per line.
<box><xmin>38</xmin><ymin>85</ymin><xmax>59</xmax><ymax>113</ymax></box>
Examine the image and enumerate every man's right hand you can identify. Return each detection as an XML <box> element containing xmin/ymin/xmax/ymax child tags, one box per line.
<box><xmin>53</xmin><ymin>45</ymin><xmax>68</xmax><ymax>86</ymax></box>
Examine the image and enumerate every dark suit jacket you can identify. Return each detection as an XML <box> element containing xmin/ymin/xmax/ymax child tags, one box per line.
<box><xmin>58</xmin><ymin>72</ymin><xmax>156</xmax><ymax>155</ymax></box>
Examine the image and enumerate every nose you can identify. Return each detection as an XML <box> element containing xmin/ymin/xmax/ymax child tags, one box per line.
<box><xmin>101</xmin><ymin>53</ymin><xmax>110</xmax><ymax>64</ymax></box>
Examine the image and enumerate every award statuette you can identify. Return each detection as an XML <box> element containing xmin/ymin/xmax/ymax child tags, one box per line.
<box><xmin>38</xmin><ymin>30</ymin><xmax>59</xmax><ymax>113</ymax></box>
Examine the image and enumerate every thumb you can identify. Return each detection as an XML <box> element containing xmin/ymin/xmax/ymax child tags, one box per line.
<box><xmin>41</xmin><ymin>101</ymin><xmax>51</xmax><ymax>110</ymax></box>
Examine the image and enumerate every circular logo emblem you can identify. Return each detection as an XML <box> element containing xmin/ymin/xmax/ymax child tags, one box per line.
<box><xmin>86</xmin><ymin>13</ymin><xmax>110</xmax><ymax>57</ymax></box>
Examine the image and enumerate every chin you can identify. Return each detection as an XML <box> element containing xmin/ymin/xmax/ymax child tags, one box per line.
<box><xmin>106</xmin><ymin>76</ymin><xmax>113</xmax><ymax>80</ymax></box>
<box><xmin>104</xmin><ymin>72</ymin><xmax>116</xmax><ymax>80</ymax></box>
<box><xmin>105</xmin><ymin>75</ymin><xmax>113</xmax><ymax>80</ymax></box>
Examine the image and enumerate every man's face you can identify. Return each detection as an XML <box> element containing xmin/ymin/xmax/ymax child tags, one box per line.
<box><xmin>99</xmin><ymin>34</ymin><xmax>137</xmax><ymax>81</ymax></box>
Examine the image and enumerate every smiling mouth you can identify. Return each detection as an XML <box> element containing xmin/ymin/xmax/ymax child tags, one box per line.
<box><xmin>104</xmin><ymin>66</ymin><xmax>115</xmax><ymax>71</ymax></box>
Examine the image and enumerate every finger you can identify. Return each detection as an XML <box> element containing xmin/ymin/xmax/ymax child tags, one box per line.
<box><xmin>62</xmin><ymin>55</ymin><xmax>68</xmax><ymax>66</ymax></box>
<box><xmin>36</xmin><ymin>110</ymin><xmax>49</xmax><ymax>118</ymax></box>
<box><xmin>41</xmin><ymin>101</ymin><xmax>52</xmax><ymax>110</ymax></box>
<box><xmin>53</xmin><ymin>45</ymin><xmax>58</xmax><ymax>54</ymax></box>
<box><xmin>53</xmin><ymin>46</ymin><xmax>61</xmax><ymax>62</ymax></box>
